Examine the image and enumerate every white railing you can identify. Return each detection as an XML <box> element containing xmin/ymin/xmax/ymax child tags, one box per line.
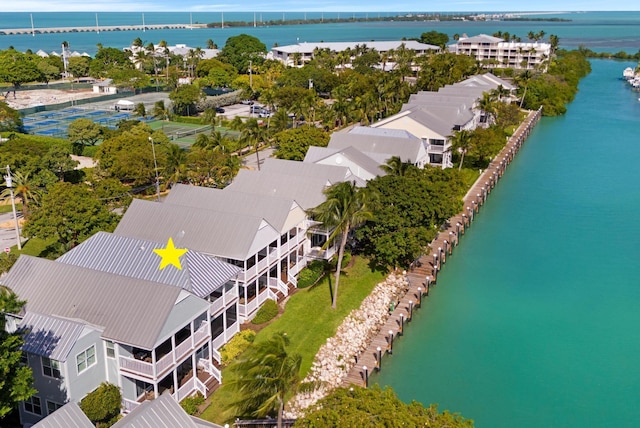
<box><xmin>210</xmin><ymin>297</ymin><xmax>225</xmax><ymax>315</ymax></box>
<box><xmin>175</xmin><ymin>377</ymin><xmax>195</xmax><ymax>402</ymax></box>
<box><xmin>212</xmin><ymin>332</ymin><xmax>226</xmax><ymax>350</ymax></box>
<box><xmin>195</xmin><ymin>377</ymin><xmax>208</xmax><ymax>395</ymax></box>
<box><xmin>199</xmin><ymin>358</ymin><xmax>221</xmax><ymax>381</ymax></box>
<box><xmin>427</xmin><ymin>144</ymin><xmax>446</xmax><ymax>153</ymax></box>
<box><xmin>175</xmin><ymin>338</ymin><xmax>193</xmax><ymax>362</ymax></box>
<box><xmin>267</xmin><ymin>277</ymin><xmax>288</xmax><ymax>296</ymax></box>
<box><xmin>119</xmin><ymin>356</ymin><xmax>154</xmax><ymax>377</ymax></box>
<box><xmin>211</xmin><ymin>348</ymin><xmax>222</xmax><ymax>363</ymax></box>
<box><xmin>287</xmin><ymin>272</ymin><xmax>298</xmax><ymax>287</ymax></box>
<box><xmin>122</xmin><ymin>398</ymin><xmax>140</xmax><ymax>413</ymax></box>
<box><xmin>156</xmin><ymin>353</ymin><xmax>174</xmax><ymax>377</ymax></box>
<box><xmin>193</xmin><ymin>325</ymin><xmax>208</xmax><ymax>346</ymax></box>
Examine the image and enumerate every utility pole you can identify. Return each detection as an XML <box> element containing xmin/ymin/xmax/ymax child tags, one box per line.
<box><xmin>148</xmin><ymin>138</ymin><xmax>161</xmax><ymax>202</ymax></box>
<box><xmin>249</xmin><ymin>60</ymin><xmax>253</xmax><ymax>90</ymax></box>
<box><xmin>4</xmin><ymin>165</ymin><xmax>21</xmax><ymax>250</ymax></box>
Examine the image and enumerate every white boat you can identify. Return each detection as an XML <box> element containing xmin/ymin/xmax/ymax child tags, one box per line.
<box><xmin>623</xmin><ymin>67</ymin><xmax>635</xmax><ymax>79</ymax></box>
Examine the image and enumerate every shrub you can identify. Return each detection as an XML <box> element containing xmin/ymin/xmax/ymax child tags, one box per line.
<box><xmin>196</xmin><ymin>90</ymin><xmax>243</xmax><ymax>112</ymax></box>
<box><xmin>220</xmin><ymin>329</ymin><xmax>256</xmax><ymax>366</ymax></box>
<box><xmin>297</xmin><ymin>260</ymin><xmax>328</xmax><ymax>288</ymax></box>
<box><xmin>181</xmin><ymin>392</ymin><xmax>205</xmax><ymax>415</ymax></box>
<box><xmin>251</xmin><ymin>299</ymin><xmax>279</xmax><ymax>324</ymax></box>
<box><xmin>80</xmin><ymin>382</ymin><xmax>121</xmax><ymax>426</ymax></box>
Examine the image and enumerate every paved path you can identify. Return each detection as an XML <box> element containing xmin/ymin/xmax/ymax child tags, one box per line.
<box><xmin>342</xmin><ymin>107</ymin><xmax>543</xmax><ymax>387</ymax></box>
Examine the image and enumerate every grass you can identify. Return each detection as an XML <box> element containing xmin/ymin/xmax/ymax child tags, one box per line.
<box><xmin>199</xmin><ymin>256</ymin><xmax>387</xmax><ymax>425</ymax></box>
<box><xmin>0</xmin><ymin>203</ymin><xmax>23</xmax><ymax>214</ymax></box>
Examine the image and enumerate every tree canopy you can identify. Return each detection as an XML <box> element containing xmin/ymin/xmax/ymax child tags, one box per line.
<box><xmin>419</xmin><ymin>31</ymin><xmax>450</xmax><ymax>48</ymax></box>
<box><xmin>218</xmin><ymin>34</ymin><xmax>267</xmax><ymax>74</ymax></box>
<box><xmin>0</xmin><ymin>287</ymin><xmax>35</xmax><ymax>419</ymax></box>
<box><xmin>273</xmin><ymin>127</ymin><xmax>330</xmax><ymax>161</ymax></box>
<box><xmin>294</xmin><ymin>385</ymin><xmax>473</xmax><ymax>427</ymax></box>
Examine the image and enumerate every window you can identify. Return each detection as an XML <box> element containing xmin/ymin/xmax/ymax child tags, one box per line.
<box><xmin>105</xmin><ymin>341</ymin><xmax>115</xmax><ymax>359</ymax></box>
<box><xmin>46</xmin><ymin>400</ymin><xmax>62</xmax><ymax>415</ymax></box>
<box><xmin>24</xmin><ymin>396</ymin><xmax>42</xmax><ymax>415</ymax></box>
<box><xmin>76</xmin><ymin>345</ymin><xmax>96</xmax><ymax>374</ymax></box>
<box><xmin>41</xmin><ymin>356</ymin><xmax>61</xmax><ymax>378</ymax></box>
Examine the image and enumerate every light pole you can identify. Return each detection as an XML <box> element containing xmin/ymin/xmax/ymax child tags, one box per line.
<box><xmin>148</xmin><ymin>137</ymin><xmax>161</xmax><ymax>202</ymax></box>
<box><xmin>4</xmin><ymin>165</ymin><xmax>21</xmax><ymax>250</ymax></box>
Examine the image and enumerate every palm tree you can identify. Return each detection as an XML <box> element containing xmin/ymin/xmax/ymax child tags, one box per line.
<box><xmin>1</xmin><ymin>171</ymin><xmax>40</xmax><ymax>219</ymax></box>
<box><xmin>515</xmin><ymin>69</ymin><xmax>533</xmax><ymax>108</ymax></box>
<box><xmin>478</xmin><ymin>92</ymin><xmax>497</xmax><ymax>125</ymax></box>
<box><xmin>449</xmin><ymin>130</ymin><xmax>472</xmax><ymax>170</ymax></box>
<box><xmin>308</xmin><ymin>181</ymin><xmax>373</xmax><ymax>309</ymax></box>
<box><xmin>381</xmin><ymin>156</ymin><xmax>412</xmax><ymax>176</ymax></box>
<box><xmin>164</xmin><ymin>145</ymin><xmax>187</xmax><ymax>186</ymax></box>
<box><xmin>241</xmin><ymin>118</ymin><xmax>268</xmax><ymax>170</ymax></box>
<box><xmin>226</xmin><ymin>332</ymin><xmax>301</xmax><ymax>428</ymax></box>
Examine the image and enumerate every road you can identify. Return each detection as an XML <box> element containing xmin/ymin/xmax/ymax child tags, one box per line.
<box><xmin>0</xmin><ymin>212</ymin><xmax>25</xmax><ymax>252</ymax></box>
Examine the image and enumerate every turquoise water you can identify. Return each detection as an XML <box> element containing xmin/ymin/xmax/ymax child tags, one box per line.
<box><xmin>375</xmin><ymin>59</ymin><xmax>640</xmax><ymax>427</ymax></box>
<box><xmin>1</xmin><ymin>11</ymin><xmax>640</xmax><ymax>55</ymax></box>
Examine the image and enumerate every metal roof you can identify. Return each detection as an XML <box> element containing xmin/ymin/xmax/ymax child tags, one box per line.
<box><xmin>346</xmin><ymin>125</ymin><xmax>418</xmax><ymax>140</ymax></box>
<box><xmin>303</xmin><ymin>146</ymin><xmax>385</xmax><ymax>179</ymax></box>
<box><xmin>260</xmin><ymin>158</ymin><xmax>356</xmax><ymax>183</ymax></box>
<box><xmin>112</xmin><ymin>394</ymin><xmax>223</xmax><ymax>428</ymax></box>
<box><xmin>19</xmin><ymin>312</ymin><xmax>86</xmax><ymax>362</ymax></box>
<box><xmin>228</xmin><ymin>169</ymin><xmax>334</xmax><ymax>210</ymax></box>
<box><xmin>272</xmin><ymin>40</ymin><xmax>439</xmax><ymax>54</ymax></box>
<box><xmin>57</xmin><ymin>232</ymin><xmax>240</xmax><ymax>299</ymax></box>
<box><xmin>164</xmin><ymin>184</ymin><xmax>306</xmax><ymax>233</ymax></box>
<box><xmin>330</xmin><ymin>129</ymin><xmax>424</xmax><ymax>164</ymax></box>
<box><xmin>115</xmin><ymin>199</ymin><xmax>279</xmax><ymax>261</ymax></box>
<box><xmin>32</xmin><ymin>401</ymin><xmax>93</xmax><ymax>428</ymax></box>
<box><xmin>2</xmin><ymin>255</ymin><xmax>184</xmax><ymax>349</ymax></box>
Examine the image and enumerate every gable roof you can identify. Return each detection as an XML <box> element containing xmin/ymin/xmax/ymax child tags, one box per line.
<box><xmin>115</xmin><ymin>199</ymin><xmax>278</xmax><ymax>260</ymax></box>
<box><xmin>112</xmin><ymin>394</ymin><xmax>222</xmax><ymax>428</ymax></box>
<box><xmin>260</xmin><ymin>158</ymin><xmax>356</xmax><ymax>183</ymax></box>
<box><xmin>19</xmin><ymin>312</ymin><xmax>87</xmax><ymax>362</ymax></box>
<box><xmin>32</xmin><ymin>401</ymin><xmax>93</xmax><ymax>428</ymax></box>
<box><xmin>303</xmin><ymin>146</ymin><xmax>386</xmax><ymax>178</ymax></box>
<box><xmin>272</xmin><ymin>40</ymin><xmax>439</xmax><ymax>54</ymax></box>
<box><xmin>329</xmin><ymin>127</ymin><xmax>425</xmax><ymax>164</ymax></box>
<box><xmin>456</xmin><ymin>33</ymin><xmax>504</xmax><ymax>44</ymax></box>
<box><xmin>227</xmin><ymin>169</ymin><xmax>335</xmax><ymax>210</ymax></box>
<box><xmin>57</xmin><ymin>232</ymin><xmax>240</xmax><ymax>299</ymax></box>
<box><xmin>164</xmin><ymin>184</ymin><xmax>306</xmax><ymax>233</ymax></box>
<box><xmin>2</xmin><ymin>255</ymin><xmax>185</xmax><ymax>349</ymax></box>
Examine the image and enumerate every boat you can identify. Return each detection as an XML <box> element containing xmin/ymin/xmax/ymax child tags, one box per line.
<box><xmin>623</xmin><ymin>67</ymin><xmax>635</xmax><ymax>80</ymax></box>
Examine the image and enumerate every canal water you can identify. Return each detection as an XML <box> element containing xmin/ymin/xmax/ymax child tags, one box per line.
<box><xmin>375</xmin><ymin>59</ymin><xmax>640</xmax><ymax>427</ymax></box>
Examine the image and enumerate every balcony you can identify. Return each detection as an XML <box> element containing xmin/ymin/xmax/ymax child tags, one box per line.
<box><xmin>119</xmin><ymin>324</ymin><xmax>209</xmax><ymax>381</ymax></box>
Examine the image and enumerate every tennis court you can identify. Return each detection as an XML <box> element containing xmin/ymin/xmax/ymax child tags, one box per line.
<box><xmin>147</xmin><ymin>120</ymin><xmax>214</xmax><ymax>148</ymax></box>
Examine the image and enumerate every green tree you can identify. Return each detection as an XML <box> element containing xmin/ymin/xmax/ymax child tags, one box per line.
<box><xmin>80</xmin><ymin>382</ymin><xmax>122</xmax><ymax>426</ymax></box>
<box><xmin>169</xmin><ymin>84</ymin><xmax>203</xmax><ymax>116</ymax></box>
<box><xmin>308</xmin><ymin>181</ymin><xmax>373</xmax><ymax>309</ymax></box>
<box><xmin>380</xmin><ymin>155</ymin><xmax>413</xmax><ymax>176</ymax></box>
<box><xmin>419</xmin><ymin>30</ymin><xmax>450</xmax><ymax>48</ymax></box>
<box><xmin>89</xmin><ymin>46</ymin><xmax>133</xmax><ymax>78</ymax></box>
<box><xmin>23</xmin><ymin>182</ymin><xmax>119</xmax><ymax>251</ymax></box>
<box><xmin>37</xmin><ymin>59</ymin><xmax>60</xmax><ymax>85</ymax></box>
<box><xmin>294</xmin><ymin>385</ymin><xmax>473</xmax><ymax>427</ymax></box>
<box><xmin>0</xmin><ymin>101</ymin><xmax>23</xmax><ymax>132</ymax></box>
<box><xmin>450</xmin><ymin>130</ymin><xmax>472</xmax><ymax>170</ymax></box>
<box><xmin>226</xmin><ymin>332</ymin><xmax>301</xmax><ymax>428</ymax></box>
<box><xmin>273</xmin><ymin>127</ymin><xmax>329</xmax><ymax>161</ymax></box>
<box><xmin>0</xmin><ymin>286</ymin><xmax>35</xmax><ymax>419</ymax></box>
<box><xmin>67</xmin><ymin>118</ymin><xmax>103</xmax><ymax>155</ymax></box>
<box><xmin>0</xmin><ymin>170</ymin><xmax>41</xmax><ymax>219</ymax></box>
<box><xmin>0</xmin><ymin>49</ymin><xmax>42</xmax><ymax>97</ymax></box>
<box><xmin>67</xmin><ymin>56</ymin><xmax>90</xmax><ymax>82</ymax></box>
<box><xmin>240</xmin><ymin>118</ymin><xmax>269</xmax><ymax>170</ymax></box>
<box><xmin>218</xmin><ymin>34</ymin><xmax>267</xmax><ymax>74</ymax></box>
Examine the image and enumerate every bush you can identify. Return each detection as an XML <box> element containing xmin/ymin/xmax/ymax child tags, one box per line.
<box><xmin>220</xmin><ymin>329</ymin><xmax>256</xmax><ymax>366</ymax></box>
<box><xmin>80</xmin><ymin>382</ymin><xmax>121</xmax><ymax>426</ymax></box>
<box><xmin>297</xmin><ymin>259</ymin><xmax>328</xmax><ymax>288</ymax></box>
<box><xmin>173</xmin><ymin>115</ymin><xmax>203</xmax><ymax>125</ymax></box>
<box><xmin>251</xmin><ymin>299</ymin><xmax>279</xmax><ymax>325</ymax></box>
<box><xmin>181</xmin><ymin>392</ymin><xmax>205</xmax><ymax>415</ymax></box>
<box><xmin>196</xmin><ymin>89</ymin><xmax>243</xmax><ymax>112</ymax></box>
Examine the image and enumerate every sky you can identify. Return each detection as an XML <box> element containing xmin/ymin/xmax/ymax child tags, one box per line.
<box><xmin>3</xmin><ymin>0</ymin><xmax>638</xmax><ymax>13</ymax></box>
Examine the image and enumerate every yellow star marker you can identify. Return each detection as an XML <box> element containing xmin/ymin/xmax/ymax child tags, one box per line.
<box><xmin>153</xmin><ymin>238</ymin><xmax>188</xmax><ymax>270</ymax></box>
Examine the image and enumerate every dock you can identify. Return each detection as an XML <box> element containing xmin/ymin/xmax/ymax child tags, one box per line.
<box><xmin>342</xmin><ymin>107</ymin><xmax>543</xmax><ymax>388</ymax></box>
<box><xmin>0</xmin><ymin>23</ymin><xmax>207</xmax><ymax>36</ymax></box>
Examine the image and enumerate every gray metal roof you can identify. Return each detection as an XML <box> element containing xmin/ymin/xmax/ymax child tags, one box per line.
<box><xmin>304</xmin><ymin>146</ymin><xmax>386</xmax><ymax>178</ymax></box>
<box><xmin>457</xmin><ymin>72</ymin><xmax>515</xmax><ymax>91</ymax></box>
<box><xmin>260</xmin><ymin>158</ymin><xmax>356</xmax><ymax>183</ymax></box>
<box><xmin>112</xmin><ymin>394</ymin><xmax>223</xmax><ymax>428</ymax></box>
<box><xmin>115</xmin><ymin>199</ymin><xmax>278</xmax><ymax>260</ymax></box>
<box><xmin>164</xmin><ymin>184</ymin><xmax>306</xmax><ymax>233</ymax></box>
<box><xmin>329</xmin><ymin>129</ymin><xmax>424</xmax><ymax>164</ymax></box>
<box><xmin>227</xmin><ymin>169</ymin><xmax>333</xmax><ymax>210</ymax></box>
<box><xmin>347</xmin><ymin>125</ymin><xmax>417</xmax><ymax>140</ymax></box>
<box><xmin>32</xmin><ymin>401</ymin><xmax>93</xmax><ymax>428</ymax></box>
<box><xmin>57</xmin><ymin>232</ymin><xmax>240</xmax><ymax>299</ymax></box>
<box><xmin>2</xmin><ymin>255</ymin><xmax>184</xmax><ymax>349</ymax></box>
<box><xmin>272</xmin><ymin>40</ymin><xmax>439</xmax><ymax>54</ymax></box>
<box><xmin>19</xmin><ymin>312</ymin><xmax>86</xmax><ymax>362</ymax></box>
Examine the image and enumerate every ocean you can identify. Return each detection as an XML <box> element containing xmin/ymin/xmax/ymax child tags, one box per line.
<box><xmin>1</xmin><ymin>11</ymin><xmax>640</xmax><ymax>55</ymax></box>
<box><xmin>375</xmin><ymin>59</ymin><xmax>640</xmax><ymax>427</ymax></box>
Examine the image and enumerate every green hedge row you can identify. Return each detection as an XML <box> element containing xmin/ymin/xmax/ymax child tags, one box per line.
<box><xmin>251</xmin><ymin>299</ymin><xmax>279</xmax><ymax>324</ymax></box>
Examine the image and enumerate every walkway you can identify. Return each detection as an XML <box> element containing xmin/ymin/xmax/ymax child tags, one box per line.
<box><xmin>342</xmin><ymin>107</ymin><xmax>543</xmax><ymax>387</ymax></box>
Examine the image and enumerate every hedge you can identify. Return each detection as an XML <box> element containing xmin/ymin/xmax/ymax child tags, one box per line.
<box><xmin>181</xmin><ymin>392</ymin><xmax>205</xmax><ymax>415</ymax></box>
<box><xmin>251</xmin><ymin>299</ymin><xmax>279</xmax><ymax>324</ymax></box>
<box><xmin>219</xmin><ymin>330</ymin><xmax>255</xmax><ymax>366</ymax></box>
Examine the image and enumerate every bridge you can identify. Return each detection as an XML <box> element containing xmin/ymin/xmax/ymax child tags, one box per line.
<box><xmin>0</xmin><ymin>23</ymin><xmax>207</xmax><ymax>36</ymax></box>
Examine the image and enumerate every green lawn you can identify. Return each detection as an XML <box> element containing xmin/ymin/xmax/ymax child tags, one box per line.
<box><xmin>199</xmin><ymin>256</ymin><xmax>387</xmax><ymax>425</ymax></box>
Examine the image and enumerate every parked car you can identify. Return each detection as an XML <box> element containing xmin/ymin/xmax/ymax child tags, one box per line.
<box><xmin>250</xmin><ymin>105</ymin><xmax>263</xmax><ymax>114</ymax></box>
<box><xmin>215</xmin><ymin>107</ymin><xmax>225</xmax><ymax>113</ymax></box>
<box><xmin>241</xmin><ymin>99</ymin><xmax>254</xmax><ymax>105</ymax></box>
